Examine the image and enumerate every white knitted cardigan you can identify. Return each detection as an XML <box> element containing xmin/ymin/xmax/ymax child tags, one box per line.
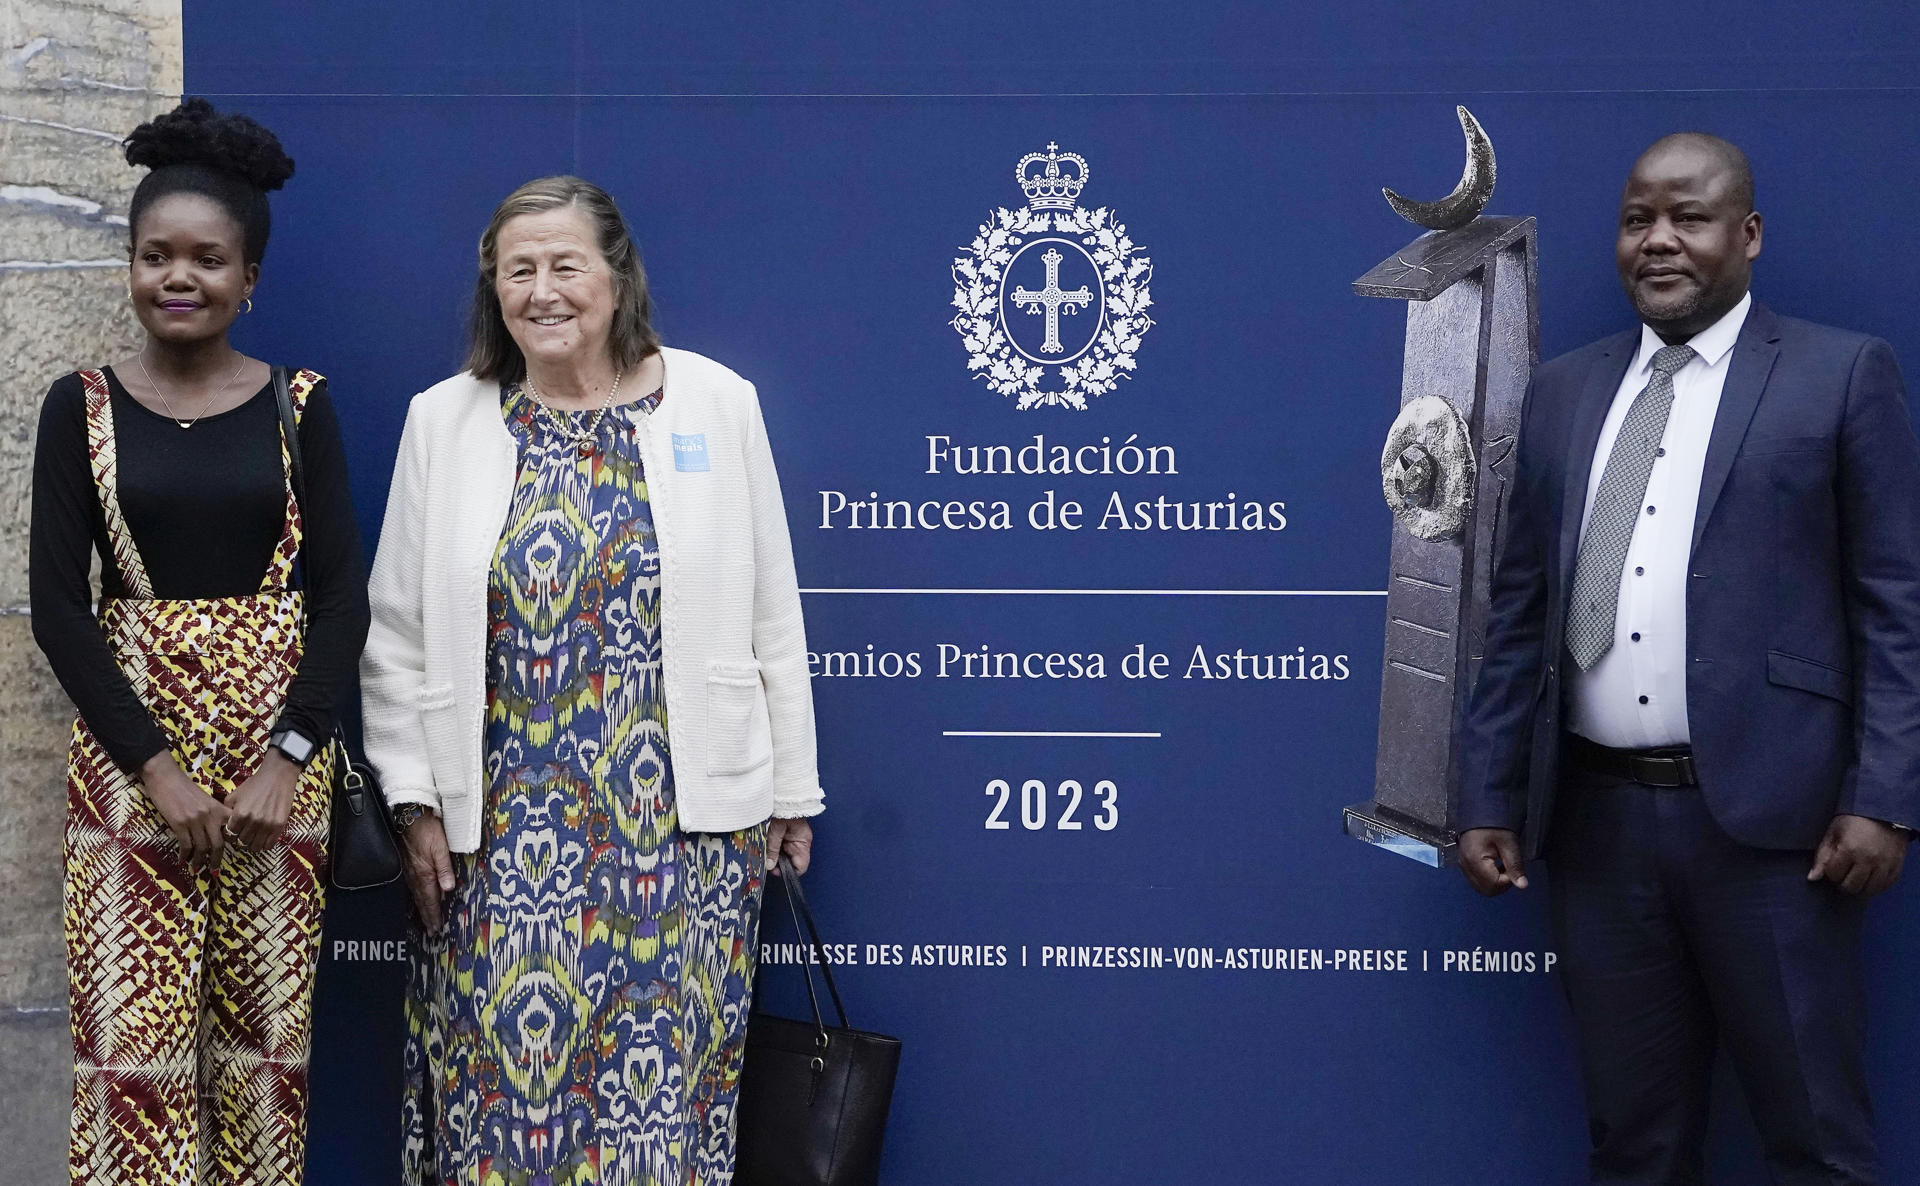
<box><xmin>359</xmin><ymin>347</ymin><xmax>824</xmax><ymax>853</ymax></box>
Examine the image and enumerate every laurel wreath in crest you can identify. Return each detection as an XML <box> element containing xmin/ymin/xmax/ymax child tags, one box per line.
<box><xmin>950</xmin><ymin>205</ymin><xmax>1154</xmax><ymax>411</ymax></box>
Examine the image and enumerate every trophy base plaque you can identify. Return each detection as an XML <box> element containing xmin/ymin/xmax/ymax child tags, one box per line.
<box><xmin>1343</xmin><ymin>802</ymin><xmax>1456</xmax><ymax>868</ymax></box>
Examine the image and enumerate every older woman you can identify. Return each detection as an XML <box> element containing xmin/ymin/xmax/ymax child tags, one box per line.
<box><xmin>361</xmin><ymin>175</ymin><xmax>822</xmax><ymax>1183</ymax></box>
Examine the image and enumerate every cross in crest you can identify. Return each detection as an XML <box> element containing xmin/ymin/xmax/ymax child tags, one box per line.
<box><xmin>1011</xmin><ymin>248</ymin><xmax>1094</xmax><ymax>354</ymax></box>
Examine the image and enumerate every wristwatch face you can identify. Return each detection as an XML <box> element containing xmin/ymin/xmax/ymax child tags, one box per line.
<box><xmin>271</xmin><ymin>729</ymin><xmax>316</xmax><ymax>766</ymax></box>
<box><xmin>392</xmin><ymin>803</ymin><xmax>438</xmax><ymax>832</ymax></box>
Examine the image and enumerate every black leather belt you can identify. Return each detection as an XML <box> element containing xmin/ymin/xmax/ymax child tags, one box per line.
<box><xmin>1565</xmin><ymin>733</ymin><xmax>1699</xmax><ymax>787</ymax></box>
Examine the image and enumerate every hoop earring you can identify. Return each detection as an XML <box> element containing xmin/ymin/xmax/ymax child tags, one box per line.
<box><xmin>241</xmin><ymin>297</ymin><xmax>254</xmax><ymax>314</ymax></box>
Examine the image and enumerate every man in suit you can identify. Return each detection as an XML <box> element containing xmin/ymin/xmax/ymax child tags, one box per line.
<box><xmin>1457</xmin><ymin>132</ymin><xmax>1920</xmax><ymax>1184</ymax></box>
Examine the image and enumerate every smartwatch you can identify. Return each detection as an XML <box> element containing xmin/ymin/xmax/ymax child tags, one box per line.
<box><xmin>268</xmin><ymin>727</ymin><xmax>317</xmax><ymax>768</ymax></box>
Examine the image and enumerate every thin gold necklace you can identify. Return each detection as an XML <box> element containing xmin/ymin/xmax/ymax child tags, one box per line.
<box><xmin>525</xmin><ymin>368</ymin><xmax>624</xmax><ymax>456</ymax></box>
<box><xmin>136</xmin><ymin>351</ymin><xmax>248</xmax><ymax>429</ymax></box>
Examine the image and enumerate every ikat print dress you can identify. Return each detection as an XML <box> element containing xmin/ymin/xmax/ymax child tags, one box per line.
<box><xmin>402</xmin><ymin>384</ymin><xmax>768</xmax><ymax>1186</ymax></box>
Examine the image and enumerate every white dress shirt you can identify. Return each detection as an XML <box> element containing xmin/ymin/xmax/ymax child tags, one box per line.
<box><xmin>1567</xmin><ymin>291</ymin><xmax>1752</xmax><ymax>748</ymax></box>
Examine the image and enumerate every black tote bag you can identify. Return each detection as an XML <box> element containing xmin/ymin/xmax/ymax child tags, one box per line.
<box><xmin>274</xmin><ymin>367</ymin><xmax>403</xmax><ymax>891</ymax></box>
<box><xmin>735</xmin><ymin>858</ymin><xmax>901</xmax><ymax>1186</ymax></box>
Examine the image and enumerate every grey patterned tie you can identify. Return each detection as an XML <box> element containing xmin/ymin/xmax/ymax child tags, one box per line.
<box><xmin>1565</xmin><ymin>343</ymin><xmax>1696</xmax><ymax>670</ymax></box>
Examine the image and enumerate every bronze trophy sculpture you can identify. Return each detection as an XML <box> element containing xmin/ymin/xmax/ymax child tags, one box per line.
<box><xmin>1343</xmin><ymin>107</ymin><xmax>1540</xmax><ymax>866</ymax></box>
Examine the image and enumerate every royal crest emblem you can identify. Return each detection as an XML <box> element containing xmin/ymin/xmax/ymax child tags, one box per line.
<box><xmin>950</xmin><ymin>143</ymin><xmax>1155</xmax><ymax>410</ymax></box>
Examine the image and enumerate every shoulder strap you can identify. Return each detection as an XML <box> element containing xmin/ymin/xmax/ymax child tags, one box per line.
<box><xmin>776</xmin><ymin>857</ymin><xmax>851</xmax><ymax>1031</ymax></box>
<box><xmin>275</xmin><ymin>366</ymin><xmax>306</xmax><ymax>513</ymax></box>
<box><xmin>266</xmin><ymin>367</ymin><xmax>318</xmax><ymax>593</ymax></box>
<box><xmin>80</xmin><ymin>369</ymin><xmax>154</xmax><ymax>599</ymax></box>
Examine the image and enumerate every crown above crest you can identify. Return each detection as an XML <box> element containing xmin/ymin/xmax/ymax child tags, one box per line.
<box><xmin>1017</xmin><ymin>143</ymin><xmax>1089</xmax><ymax>210</ymax></box>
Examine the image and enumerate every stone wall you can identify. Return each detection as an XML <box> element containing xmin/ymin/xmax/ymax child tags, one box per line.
<box><xmin>0</xmin><ymin>0</ymin><xmax>182</xmax><ymax>1173</ymax></box>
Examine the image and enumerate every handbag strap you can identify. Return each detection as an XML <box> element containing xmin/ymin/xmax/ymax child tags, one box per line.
<box><xmin>273</xmin><ymin>366</ymin><xmax>356</xmax><ymax>759</ymax></box>
<box><xmin>776</xmin><ymin>856</ymin><xmax>851</xmax><ymax>1031</ymax></box>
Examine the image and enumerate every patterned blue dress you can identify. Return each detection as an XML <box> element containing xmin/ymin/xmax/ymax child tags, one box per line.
<box><xmin>403</xmin><ymin>384</ymin><xmax>768</xmax><ymax>1186</ymax></box>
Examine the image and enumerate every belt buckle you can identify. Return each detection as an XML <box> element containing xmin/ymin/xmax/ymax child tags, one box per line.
<box><xmin>1629</xmin><ymin>754</ymin><xmax>1683</xmax><ymax>787</ymax></box>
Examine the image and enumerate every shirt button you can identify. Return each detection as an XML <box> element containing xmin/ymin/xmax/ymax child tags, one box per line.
<box><xmin>1631</xmin><ymin>632</ymin><xmax>1641</xmax><ymax>642</ymax></box>
<box><xmin>1647</xmin><ymin>505</ymin><xmax>1656</xmax><ymax>514</ymax></box>
<box><xmin>1635</xmin><ymin>566</ymin><xmax>1645</xmax><ymax>576</ymax></box>
<box><xmin>1657</xmin><ymin>448</ymin><xmax>1667</xmax><ymax>457</ymax></box>
<box><xmin>1638</xmin><ymin>695</ymin><xmax>1649</xmax><ymax>704</ymax></box>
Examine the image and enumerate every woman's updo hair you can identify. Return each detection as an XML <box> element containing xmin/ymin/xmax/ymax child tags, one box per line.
<box><xmin>125</xmin><ymin>98</ymin><xmax>295</xmax><ymax>265</ymax></box>
<box><xmin>465</xmin><ymin>175</ymin><xmax>663</xmax><ymax>383</ymax></box>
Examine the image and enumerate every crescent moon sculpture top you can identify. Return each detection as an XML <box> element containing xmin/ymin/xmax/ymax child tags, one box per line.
<box><xmin>1383</xmin><ymin>105</ymin><xmax>1496</xmax><ymax>231</ymax></box>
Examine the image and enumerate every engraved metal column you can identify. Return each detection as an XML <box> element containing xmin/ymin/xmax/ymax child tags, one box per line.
<box><xmin>1343</xmin><ymin>215</ymin><xmax>1539</xmax><ymax>865</ymax></box>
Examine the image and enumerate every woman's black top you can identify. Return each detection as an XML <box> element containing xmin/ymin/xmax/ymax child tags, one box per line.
<box><xmin>30</xmin><ymin>367</ymin><xmax>371</xmax><ymax>771</ymax></box>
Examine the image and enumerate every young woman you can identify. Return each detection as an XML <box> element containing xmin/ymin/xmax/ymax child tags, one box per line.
<box><xmin>30</xmin><ymin>99</ymin><xmax>368</xmax><ymax>1183</ymax></box>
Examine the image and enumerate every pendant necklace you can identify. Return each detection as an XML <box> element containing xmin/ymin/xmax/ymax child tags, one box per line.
<box><xmin>525</xmin><ymin>368</ymin><xmax>624</xmax><ymax>457</ymax></box>
<box><xmin>136</xmin><ymin>351</ymin><xmax>249</xmax><ymax>429</ymax></box>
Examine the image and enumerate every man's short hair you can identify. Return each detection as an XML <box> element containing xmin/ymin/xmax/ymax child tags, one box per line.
<box><xmin>1637</xmin><ymin>132</ymin><xmax>1755</xmax><ymax>213</ymax></box>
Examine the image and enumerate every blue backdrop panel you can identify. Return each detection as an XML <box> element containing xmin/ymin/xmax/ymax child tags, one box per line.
<box><xmin>183</xmin><ymin>5</ymin><xmax>1920</xmax><ymax>1183</ymax></box>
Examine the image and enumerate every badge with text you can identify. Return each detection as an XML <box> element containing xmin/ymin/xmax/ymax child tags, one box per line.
<box><xmin>950</xmin><ymin>143</ymin><xmax>1155</xmax><ymax>411</ymax></box>
<box><xmin>672</xmin><ymin>432</ymin><xmax>711</xmax><ymax>472</ymax></box>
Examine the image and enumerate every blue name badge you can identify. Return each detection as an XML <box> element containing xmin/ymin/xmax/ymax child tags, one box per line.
<box><xmin>671</xmin><ymin>432</ymin><xmax>710</xmax><ymax>473</ymax></box>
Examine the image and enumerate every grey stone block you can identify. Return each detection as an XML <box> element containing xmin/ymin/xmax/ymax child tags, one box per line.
<box><xmin>0</xmin><ymin>268</ymin><xmax>146</xmax><ymax>608</ymax></box>
<box><xmin>0</xmin><ymin>0</ymin><xmax>180</xmax><ymax>1153</ymax></box>
<box><xmin>0</xmin><ymin>616</ymin><xmax>75</xmax><ymax>1009</ymax></box>
<box><xmin>0</xmin><ymin>202</ymin><xmax>128</xmax><ymax>264</ymax></box>
<box><xmin>0</xmin><ymin>1007</ymin><xmax>71</xmax><ymax>1182</ymax></box>
<box><xmin>2</xmin><ymin>2</ymin><xmax>182</xmax><ymax>205</ymax></box>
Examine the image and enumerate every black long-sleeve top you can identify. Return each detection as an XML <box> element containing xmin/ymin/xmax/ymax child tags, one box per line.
<box><xmin>30</xmin><ymin>367</ymin><xmax>371</xmax><ymax>771</ymax></box>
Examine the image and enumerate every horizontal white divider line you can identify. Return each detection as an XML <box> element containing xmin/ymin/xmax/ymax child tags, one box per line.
<box><xmin>943</xmin><ymin>730</ymin><xmax>1163</xmax><ymax>738</ymax></box>
<box><xmin>798</xmin><ymin>588</ymin><xmax>1388</xmax><ymax>597</ymax></box>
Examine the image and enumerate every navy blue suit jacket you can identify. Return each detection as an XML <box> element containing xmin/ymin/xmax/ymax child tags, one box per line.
<box><xmin>1459</xmin><ymin>301</ymin><xmax>1920</xmax><ymax>857</ymax></box>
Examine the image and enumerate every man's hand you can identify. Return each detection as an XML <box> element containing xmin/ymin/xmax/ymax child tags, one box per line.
<box><xmin>225</xmin><ymin>749</ymin><xmax>302</xmax><ymax>848</ymax></box>
<box><xmin>1808</xmin><ymin>813</ymin><xmax>1909</xmax><ymax>896</ymax></box>
<box><xmin>139</xmin><ymin>750</ymin><xmax>231</xmax><ymax>868</ymax></box>
<box><xmin>1458</xmin><ymin>827</ymin><xmax>1529</xmax><ymax>896</ymax></box>
<box><xmin>767</xmin><ymin>816</ymin><xmax>813</xmax><ymax>877</ymax></box>
<box><xmin>401</xmin><ymin>812</ymin><xmax>457</xmax><ymax>925</ymax></box>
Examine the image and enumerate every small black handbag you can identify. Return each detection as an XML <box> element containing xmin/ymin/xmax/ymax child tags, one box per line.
<box><xmin>322</xmin><ymin>727</ymin><xmax>402</xmax><ymax>890</ymax></box>
<box><xmin>735</xmin><ymin>859</ymin><xmax>901</xmax><ymax>1186</ymax></box>
<box><xmin>273</xmin><ymin>367</ymin><xmax>403</xmax><ymax>891</ymax></box>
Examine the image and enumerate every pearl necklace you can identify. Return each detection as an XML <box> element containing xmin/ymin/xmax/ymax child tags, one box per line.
<box><xmin>524</xmin><ymin>368</ymin><xmax>623</xmax><ymax>457</ymax></box>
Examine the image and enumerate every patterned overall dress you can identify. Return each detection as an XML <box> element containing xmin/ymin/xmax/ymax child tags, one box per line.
<box><xmin>402</xmin><ymin>384</ymin><xmax>767</xmax><ymax>1186</ymax></box>
<box><xmin>62</xmin><ymin>369</ymin><xmax>335</xmax><ymax>1185</ymax></box>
